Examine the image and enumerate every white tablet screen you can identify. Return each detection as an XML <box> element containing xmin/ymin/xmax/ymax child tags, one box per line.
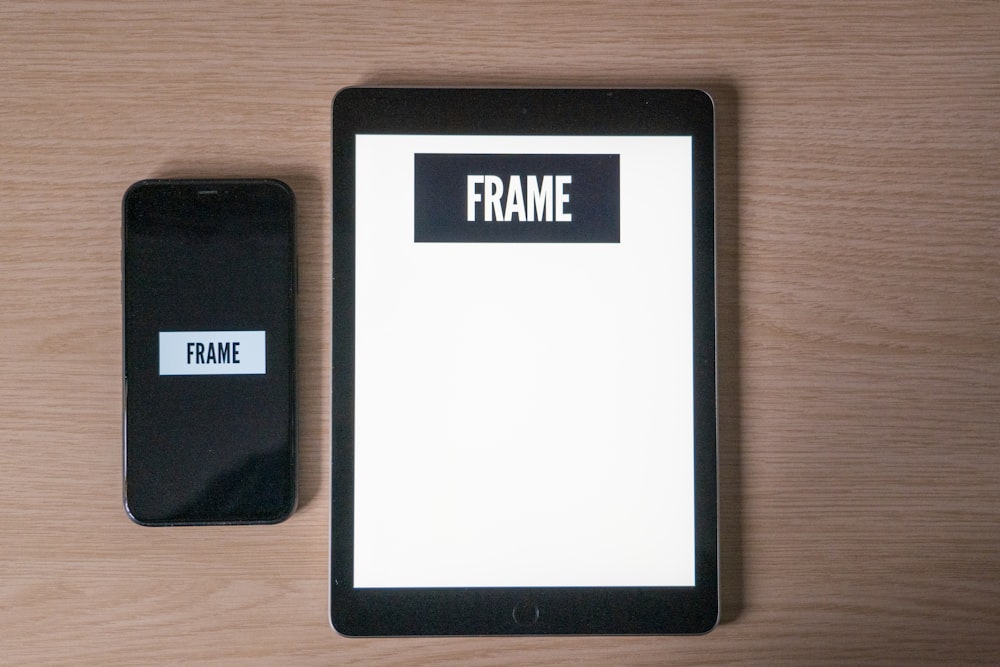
<box><xmin>353</xmin><ymin>135</ymin><xmax>694</xmax><ymax>588</ymax></box>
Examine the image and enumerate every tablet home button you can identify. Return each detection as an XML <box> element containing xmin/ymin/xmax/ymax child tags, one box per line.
<box><xmin>512</xmin><ymin>600</ymin><xmax>539</xmax><ymax>625</ymax></box>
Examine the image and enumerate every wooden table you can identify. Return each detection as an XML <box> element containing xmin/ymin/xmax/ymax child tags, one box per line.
<box><xmin>2</xmin><ymin>2</ymin><xmax>997</xmax><ymax>664</ymax></box>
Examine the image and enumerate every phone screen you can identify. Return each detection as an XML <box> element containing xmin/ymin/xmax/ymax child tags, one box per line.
<box><xmin>351</xmin><ymin>135</ymin><xmax>694</xmax><ymax>587</ymax></box>
<box><xmin>122</xmin><ymin>180</ymin><xmax>295</xmax><ymax>525</ymax></box>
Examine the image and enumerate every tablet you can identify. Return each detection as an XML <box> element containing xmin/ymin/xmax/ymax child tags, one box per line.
<box><xmin>331</xmin><ymin>88</ymin><xmax>717</xmax><ymax>635</ymax></box>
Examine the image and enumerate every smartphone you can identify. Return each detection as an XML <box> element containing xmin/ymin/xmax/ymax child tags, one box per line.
<box><xmin>122</xmin><ymin>179</ymin><xmax>296</xmax><ymax>525</ymax></box>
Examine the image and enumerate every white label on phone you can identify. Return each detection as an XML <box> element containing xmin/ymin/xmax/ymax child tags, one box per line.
<box><xmin>159</xmin><ymin>331</ymin><xmax>266</xmax><ymax>375</ymax></box>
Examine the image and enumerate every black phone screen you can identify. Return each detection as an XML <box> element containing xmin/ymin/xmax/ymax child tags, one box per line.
<box><xmin>122</xmin><ymin>179</ymin><xmax>296</xmax><ymax>525</ymax></box>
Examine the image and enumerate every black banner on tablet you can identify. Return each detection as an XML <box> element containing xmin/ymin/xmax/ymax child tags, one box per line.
<box><xmin>414</xmin><ymin>153</ymin><xmax>620</xmax><ymax>243</ymax></box>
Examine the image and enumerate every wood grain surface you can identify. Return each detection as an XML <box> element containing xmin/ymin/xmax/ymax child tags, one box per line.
<box><xmin>2</xmin><ymin>1</ymin><xmax>998</xmax><ymax>664</ymax></box>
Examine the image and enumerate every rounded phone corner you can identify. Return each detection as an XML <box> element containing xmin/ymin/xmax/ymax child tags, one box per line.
<box><xmin>122</xmin><ymin>178</ymin><xmax>154</xmax><ymax>202</ymax></box>
<box><xmin>260</xmin><ymin>178</ymin><xmax>295</xmax><ymax>204</ymax></box>
<box><xmin>258</xmin><ymin>496</ymin><xmax>297</xmax><ymax>526</ymax></box>
<box><xmin>122</xmin><ymin>496</ymin><xmax>160</xmax><ymax>527</ymax></box>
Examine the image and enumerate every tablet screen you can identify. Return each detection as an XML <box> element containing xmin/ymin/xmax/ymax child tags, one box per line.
<box><xmin>353</xmin><ymin>135</ymin><xmax>694</xmax><ymax>588</ymax></box>
<box><xmin>332</xmin><ymin>88</ymin><xmax>716</xmax><ymax>635</ymax></box>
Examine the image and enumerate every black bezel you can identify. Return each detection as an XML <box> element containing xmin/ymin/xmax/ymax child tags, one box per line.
<box><xmin>331</xmin><ymin>88</ymin><xmax>716</xmax><ymax>635</ymax></box>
